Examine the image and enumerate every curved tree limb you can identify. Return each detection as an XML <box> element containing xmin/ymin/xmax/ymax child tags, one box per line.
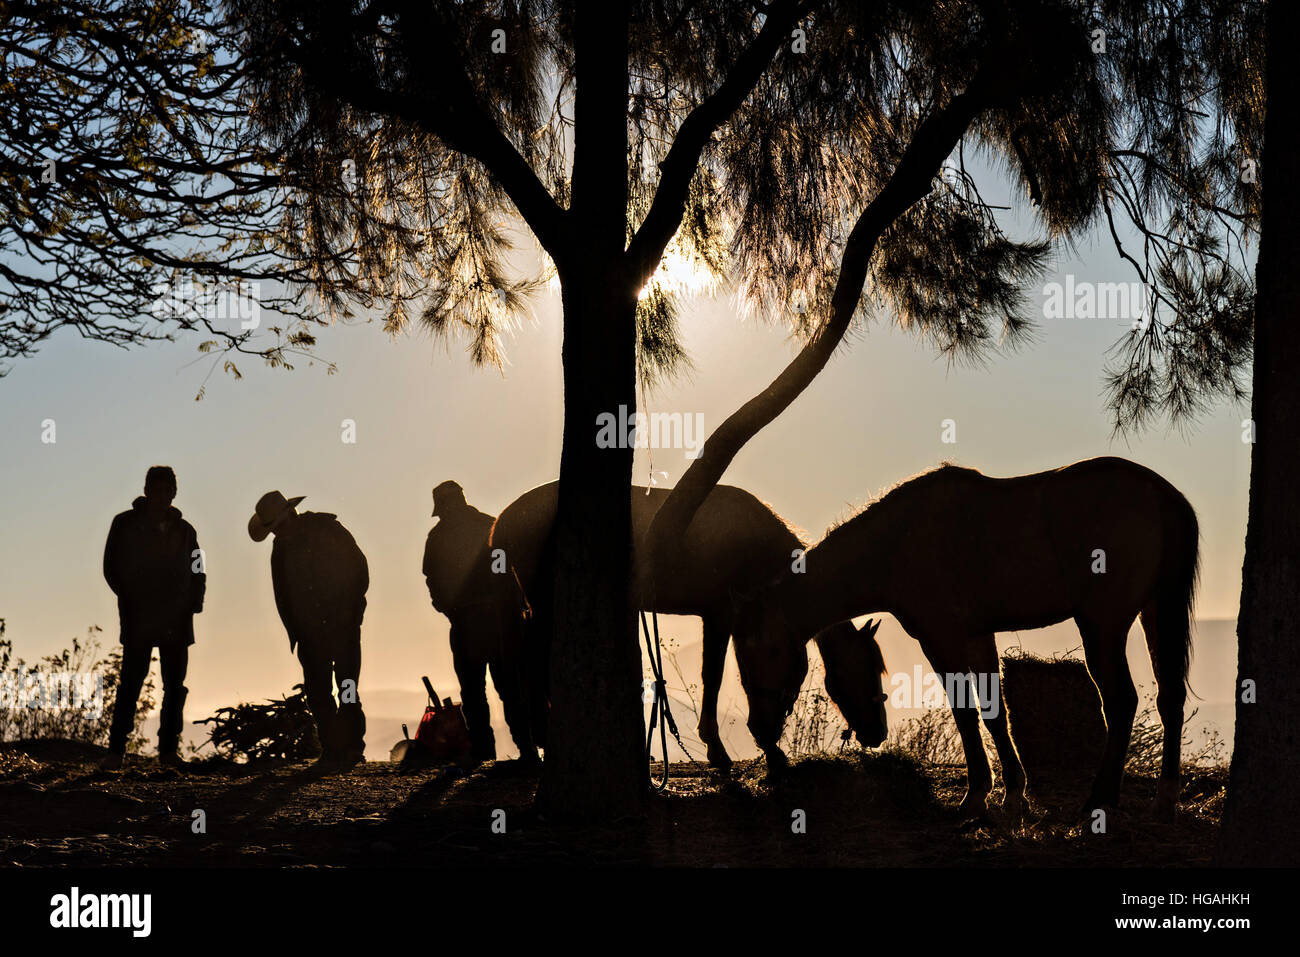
<box><xmin>625</xmin><ymin>0</ymin><xmax>820</xmax><ymax>288</ymax></box>
<box><xmin>643</xmin><ymin>75</ymin><xmax>993</xmax><ymax>586</ymax></box>
<box><xmin>280</xmin><ymin>19</ymin><xmax>571</xmax><ymax>262</ymax></box>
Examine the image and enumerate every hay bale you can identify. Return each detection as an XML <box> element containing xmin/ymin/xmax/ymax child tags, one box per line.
<box><xmin>1001</xmin><ymin>651</ymin><xmax>1105</xmax><ymax>796</ymax></box>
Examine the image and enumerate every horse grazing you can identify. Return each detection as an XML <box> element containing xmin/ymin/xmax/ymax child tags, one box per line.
<box><xmin>489</xmin><ymin>481</ymin><xmax>888</xmax><ymax>769</ymax></box>
<box><xmin>732</xmin><ymin>457</ymin><xmax>1198</xmax><ymax>818</ymax></box>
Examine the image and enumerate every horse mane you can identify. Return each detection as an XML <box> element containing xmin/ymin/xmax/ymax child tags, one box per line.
<box><xmin>751</xmin><ymin>492</ymin><xmax>812</xmax><ymax>549</ymax></box>
<box><xmin>812</xmin><ymin>463</ymin><xmax>979</xmax><ymax>556</ymax></box>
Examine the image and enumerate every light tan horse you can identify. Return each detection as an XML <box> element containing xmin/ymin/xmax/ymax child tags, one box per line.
<box><xmin>732</xmin><ymin>457</ymin><xmax>1198</xmax><ymax>818</ymax></box>
<box><xmin>490</xmin><ymin>481</ymin><xmax>887</xmax><ymax>768</ymax></box>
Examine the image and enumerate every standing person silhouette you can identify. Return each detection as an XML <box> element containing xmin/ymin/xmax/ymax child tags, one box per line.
<box><xmin>249</xmin><ymin>491</ymin><xmax>369</xmax><ymax>770</ymax></box>
<box><xmin>422</xmin><ymin>480</ymin><xmax>536</xmax><ymax>765</ymax></box>
<box><xmin>102</xmin><ymin>466</ymin><xmax>205</xmax><ymax>769</ymax></box>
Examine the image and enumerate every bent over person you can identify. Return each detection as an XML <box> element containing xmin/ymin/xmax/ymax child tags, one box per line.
<box><xmin>102</xmin><ymin>466</ymin><xmax>205</xmax><ymax>769</ymax></box>
<box><xmin>249</xmin><ymin>491</ymin><xmax>369</xmax><ymax>770</ymax></box>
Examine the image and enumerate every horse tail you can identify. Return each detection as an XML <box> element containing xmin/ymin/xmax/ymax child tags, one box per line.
<box><xmin>1155</xmin><ymin>485</ymin><xmax>1200</xmax><ymax>695</ymax></box>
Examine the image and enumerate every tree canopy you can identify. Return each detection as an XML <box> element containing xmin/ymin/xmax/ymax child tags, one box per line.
<box><xmin>1</xmin><ymin>0</ymin><xmax>328</xmax><ymax>381</ymax></box>
<box><xmin>1</xmin><ymin>1</ymin><xmax>1263</xmax><ymax>427</ymax></box>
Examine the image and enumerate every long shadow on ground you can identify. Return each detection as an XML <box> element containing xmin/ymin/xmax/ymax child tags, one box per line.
<box><xmin>0</xmin><ymin>742</ymin><xmax>1224</xmax><ymax>867</ymax></box>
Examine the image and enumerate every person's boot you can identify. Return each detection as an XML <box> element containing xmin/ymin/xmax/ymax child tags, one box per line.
<box><xmin>157</xmin><ymin>686</ymin><xmax>187</xmax><ymax>763</ymax></box>
<box><xmin>313</xmin><ymin>752</ymin><xmax>341</xmax><ymax>771</ymax></box>
<box><xmin>335</xmin><ymin>702</ymin><xmax>366</xmax><ymax>769</ymax></box>
<box><xmin>336</xmin><ymin>750</ymin><xmax>366</xmax><ymax>771</ymax></box>
<box><xmin>312</xmin><ymin>733</ymin><xmax>341</xmax><ymax>770</ymax></box>
<box><xmin>157</xmin><ymin>723</ymin><xmax>185</xmax><ymax>767</ymax></box>
<box><xmin>312</xmin><ymin>711</ymin><xmax>342</xmax><ymax>771</ymax></box>
<box><xmin>469</xmin><ymin>731</ymin><xmax>497</xmax><ymax>766</ymax></box>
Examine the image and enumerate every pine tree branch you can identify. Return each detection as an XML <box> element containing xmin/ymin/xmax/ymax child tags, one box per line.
<box><xmin>626</xmin><ymin>0</ymin><xmax>820</xmax><ymax>287</ymax></box>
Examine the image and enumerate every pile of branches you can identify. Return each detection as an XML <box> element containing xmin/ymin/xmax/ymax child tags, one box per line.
<box><xmin>194</xmin><ymin>684</ymin><xmax>318</xmax><ymax>762</ymax></box>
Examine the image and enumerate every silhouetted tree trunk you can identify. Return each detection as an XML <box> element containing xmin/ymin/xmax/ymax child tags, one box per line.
<box><xmin>538</xmin><ymin>1</ymin><xmax>647</xmax><ymax>818</ymax></box>
<box><xmin>1218</xmin><ymin>0</ymin><xmax>1300</xmax><ymax>865</ymax></box>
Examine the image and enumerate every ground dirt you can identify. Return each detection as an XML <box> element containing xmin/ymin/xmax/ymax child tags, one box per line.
<box><xmin>0</xmin><ymin>740</ymin><xmax>1226</xmax><ymax>867</ymax></box>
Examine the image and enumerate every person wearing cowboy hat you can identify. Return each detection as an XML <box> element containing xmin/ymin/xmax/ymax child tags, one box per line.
<box><xmin>422</xmin><ymin>480</ymin><xmax>537</xmax><ymax>765</ymax></box>
<box><xmin>249</xmin><ymin>490</ymin><xmax>369</xmax><ymax>770</ymax></box>
<box><xmin>101</xmin><ymin>466</ymin><xmax>206</xmax><ymax>770</ymax></box>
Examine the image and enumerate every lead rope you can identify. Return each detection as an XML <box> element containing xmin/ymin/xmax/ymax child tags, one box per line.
<box><xmin>637</xmin><ymin>386</ymin><xmax>686</xmax><ymax>786</ymax></box>
<box><xmin>641</xmin><ymin>608</ymin><xmax>692</xmax><ymax>791</ymax></box>
<box><xmin>638</xmin><ymin>383</ymin><xmax>674</xmax><ymax>789</ymax></box>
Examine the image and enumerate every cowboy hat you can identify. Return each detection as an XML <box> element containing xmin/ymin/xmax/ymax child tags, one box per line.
<box><xmin>248</xmin><ymin>490</ymin><xmax>305</xmax><ymax>542</ymax></box>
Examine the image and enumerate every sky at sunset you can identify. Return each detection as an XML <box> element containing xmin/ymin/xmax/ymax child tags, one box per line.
<box><xmin>0</xmin><ymin>184</ymin><xmax>1251</xmax><ymax>760</ymax></box>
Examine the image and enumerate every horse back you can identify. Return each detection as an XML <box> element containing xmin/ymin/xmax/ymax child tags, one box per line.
<box><xmin>983</xmin><ymin>457</ymin><xmax>1184</xmax><ymax>628</ymax></box>
<box><xmin>893</xmin><ymin>458</ymin><xmax>1187</xmax><ymax>633</ymax></box>
<box><xmin>635</xmin><ymin>485</ymin><xmax>801</xmax><ymax>615</ymax></box>
<box><xmin>491</xmin><ymin>482</ymin><xmax>800</xmax><ymax>619</ymax></box>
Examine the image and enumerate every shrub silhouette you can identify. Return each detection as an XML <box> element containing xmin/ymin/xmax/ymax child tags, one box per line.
<box><xmin>0</xmin><ymin>622</ymin><xmax>154</xmax><ymax>752</ymax></box>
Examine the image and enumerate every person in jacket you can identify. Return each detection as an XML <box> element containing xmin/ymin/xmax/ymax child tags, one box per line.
<box><xmin>102</xmin><ymin>466</ymin><xmax>205</xmax><ymax>769</ymax></box>
<box><xmin>249</xmin><ymin>490</ymin><xmax>368</xmax><ymax>770</ymax></box>
<box><xmin>422</xmin><ymin>480</ymin><xmax>536</xmax><ymax>764</ymax></box>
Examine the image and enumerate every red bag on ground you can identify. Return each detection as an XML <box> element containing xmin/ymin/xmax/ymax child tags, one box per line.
<box><xmin>410</xmin><ymin>677</ymin><xmax>471</xmax><ymax>763</ymax></box>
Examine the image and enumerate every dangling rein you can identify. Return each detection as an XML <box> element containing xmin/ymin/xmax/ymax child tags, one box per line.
<box><xmin>640</xmin><ymin>609</ymin><xmax>692</xmax><ymax>791</ymax></box>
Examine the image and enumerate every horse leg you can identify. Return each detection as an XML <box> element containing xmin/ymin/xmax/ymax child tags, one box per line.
<box><xmin>488</xmin><ymin>656</ymin><xmax>538</xmax><ymax>765</ymax></box>
<box><xmin>969</xmin><ymin>633</ymin><xmax>1026</xmax><ymax>818</ymax></box>
<box><xmin>922</xmin><ymin>640</ymin><xmax>992</xmax><ymax>818</ymax></box>
<box><xmin>1140</xmin><ymin>601</ymin><xmax>1184</xmax><ymax>819</ymax></box>
<box><xmin>699</xmin><ymin>616</ymin><xmax>732</xmax><ymax>770</ymax></box>
<box><xmin>1078</xmin><ymin>616</ymin><xmax>1138</xmax><ymax>813</ymax></box>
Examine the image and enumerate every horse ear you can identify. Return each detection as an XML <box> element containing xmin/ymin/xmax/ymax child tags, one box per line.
<box><xmin>859</xmin><ymin>618</ymin><xmax>881</xmax><ymax>639</ymax></box>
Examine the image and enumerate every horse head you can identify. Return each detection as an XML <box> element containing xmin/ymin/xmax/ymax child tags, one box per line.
<box><xmin>816</xmin><ymin>618</ymin><xmax>888</xmax><ymax>748</ymax></box>
<box><xmin>731</xmin><ymin>586</ymin><xmax>808</xmax><ymax>766</ymax></box>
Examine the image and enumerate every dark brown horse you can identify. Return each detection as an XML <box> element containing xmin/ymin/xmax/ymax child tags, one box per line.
<box><xmin>732</xmin><ymin>457</ymin><xmax>1198</xmax><ymax>818</ymax></box>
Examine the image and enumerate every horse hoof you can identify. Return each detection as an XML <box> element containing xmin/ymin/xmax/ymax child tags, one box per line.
<box><xmin>706</xmin><ymin>746</ymin><xmax>733</xmax><ymax>773</ymax></box>
<box><xmin>1078</xmin><ymin>799</ymin><xmax>1121</xmax><ymax>833</ymax></box>
<box><xmin>764</xmin><ymin>750</ymin><xmax>790</xmax><ymax>776</ymax></box>
<box><xmin>512</xmin><ymin>754</ymin><xmax>542</xmax><ymax>773</ymax></box>
<box><xmin>957</xmin><ymin>794</ymin><xmax>989</xmax><ymax>820</ymax></box>
<box><xmin>1000</xmin><ymin>794</ymin><xmax>1026</xmax><ymax>822</ymax></box>
<box><xmin>1153</xmin><ymin>778</ymin><xmax>1178</xmax><ymax>821</ymax></box>
<box><xmin>1151</xmin><ymin>796</ymin><xmax>1176</xmax><ymax>822</ymax></box>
